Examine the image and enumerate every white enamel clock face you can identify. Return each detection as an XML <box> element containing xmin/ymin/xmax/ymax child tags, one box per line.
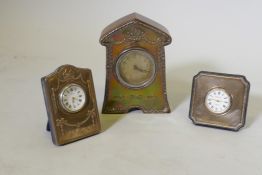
<box><xmin>59</xmin><ymin>84</ymin><xmax>86</xmax><ymax>113</ymax></box>
<box><xmin>205</xmin><ymin>88</ymin><xmax>231</xmax><ymax>114</ymax></box>
<box><xmin>116</xmin><ymin>49</ymin><xmax>156</xmax><ymax>88</ymax></box>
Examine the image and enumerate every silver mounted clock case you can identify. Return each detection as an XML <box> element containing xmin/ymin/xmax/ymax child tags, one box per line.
<box><xmin>189</xmin><ymin>71</ymin><xmax>250</xmax><ymax>131</ymax></box>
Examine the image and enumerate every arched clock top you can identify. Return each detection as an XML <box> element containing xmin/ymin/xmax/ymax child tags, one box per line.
<box><xmin>100</xmin><ymin>13</ymin><xmax>172</xmax><ymax>46</ymax></box>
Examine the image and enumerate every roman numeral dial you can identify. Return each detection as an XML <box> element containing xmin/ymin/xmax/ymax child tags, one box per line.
<box><xmin>59</xmin><ymin>84</ymin><xmax>86</xmax><ymax>113</ymax></box>
<box><xmin>205</xmin><ymin>88</ymin><xmax>231</xmax><ymax>114</ymax></box>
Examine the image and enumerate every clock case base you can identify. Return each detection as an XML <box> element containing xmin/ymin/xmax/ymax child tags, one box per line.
<box><xmin>102</xmin><ymin>105</ymin><xmax>171</xmax><ymax>114</ymax></box>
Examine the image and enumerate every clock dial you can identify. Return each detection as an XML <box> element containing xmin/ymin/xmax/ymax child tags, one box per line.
<box><xmin>205</xmin><ymin>88</ymin><xmax>231</xmax><ymax>114</ymax></box>
<box><xmin>116</xmin><ymin>49</ymin><xmax>156</xmax><ymax>88</ymax></box>
<box><xmin>59</xmin><ymin>84</ymin><xmax>86</xmax><ymax>113</ymax></box>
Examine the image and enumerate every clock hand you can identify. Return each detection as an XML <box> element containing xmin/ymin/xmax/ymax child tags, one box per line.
<box><xmin>72</xmin><ymin>96</ymin><xmax>78</xmax><ymax>103</ymax></box>
<box><xmin>133</xmin><ymin>65</ymin><xmax>149</xmax><ymax>73</ymax></box>
<box><xmin>209</xmin><ymin>98</ymin><xmax>228</xmax><ymax>103</ymax></box>
<box><xmin>211</xmin><ymin>99</ymin><xmax>221</xmax><ymax>102</ymax></box>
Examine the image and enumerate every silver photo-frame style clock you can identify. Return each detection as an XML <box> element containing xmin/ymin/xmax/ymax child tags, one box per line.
<box><xmin>41</xmin><ymin>65</ymin><xmax>101</xmax><ymax>145</ymax></box>
<box><xmin>189</xmin><ymin>71</ymin><xmax>250</xmax><ymax>131</ymax></box>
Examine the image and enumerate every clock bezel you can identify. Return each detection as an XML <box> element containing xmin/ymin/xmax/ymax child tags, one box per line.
<box><xmin>204</xmin><ymin>87</ymin><xmax>232</xmax><ymax>115</ymax></box>
<box><xmin>115</xmin><ymin>48</ymin><xmax>156</xmax><ymax>89</ymax></box>
<box><xmin>59</xmin><ymin>83</ymin><xmax>87</xmax><ymax>113</ymax></box>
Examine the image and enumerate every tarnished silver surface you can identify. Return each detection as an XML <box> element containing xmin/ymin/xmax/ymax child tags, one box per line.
<box><xmin>100</xmin><ymin>13</ymin><xmax>172</xmax><ymax>113</ymax></box>
<box><xmin>189</xmin><ymin>71</ymin><xmax>250</xmax><ymax>131</ymax></box>
<box><xmin>41</xmin><ymin>65</ymin><xmax>101</xmax><ymax>145</ymax></box>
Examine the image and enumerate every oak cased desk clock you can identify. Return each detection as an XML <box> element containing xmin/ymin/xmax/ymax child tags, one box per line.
<box><xmin>41</xmin><ymin>65</ymin><xmax>101</xmax><ymax>145</ymax></box>
<box><xmin>189</xmin><ymin>71</ymin><xmax>250</xmax><ymax>131</ymax></box>
<box><xmin>100</xmin><ymin>13</ymin><xmax>172</xmax><ymax>113</ymax></box>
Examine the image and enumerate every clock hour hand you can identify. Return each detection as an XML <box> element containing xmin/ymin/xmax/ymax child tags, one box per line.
<box><xmin>133</xmin><ymin>65</ymin><xmax>149</xmax><ymax>73</ymax></box>
<box><xmin>72</xmin><ymin>96</ymin><xmax>78</xmax><ymax>103</ymax></box>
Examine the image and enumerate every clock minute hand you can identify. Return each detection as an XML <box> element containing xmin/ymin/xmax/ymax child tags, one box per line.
<box><xmin>133</xmin><ymin>65</ymin><xmax>149</xmax><ymax>73</ymax></box>
<box><xmin>209</xmin><ymin>98</ymin><xmax>227</xmax><ymax>103</ymax></box>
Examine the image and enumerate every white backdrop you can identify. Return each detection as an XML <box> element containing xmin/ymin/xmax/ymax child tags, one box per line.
<box><xmin>1</xmin><ymin>0</ymin><xmax>262</xmax><ymax>175</ymax></box>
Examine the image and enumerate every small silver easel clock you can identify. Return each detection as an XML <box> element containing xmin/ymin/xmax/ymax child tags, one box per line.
<box><xmin>189</xmin><ymin>71</ymin><xmax>250</xmax><ymax>131</ymax></box>
<box><xmin>41</xmin><ymin>65</ymin><xmax>101</xmax><ymax>145</ymax></box>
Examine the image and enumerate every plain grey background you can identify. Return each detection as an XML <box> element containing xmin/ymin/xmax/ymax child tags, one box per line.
<box><xmin>1</xmin><ymin>0</ymin><xmax>261</xmax><ymax>174</ymax></box>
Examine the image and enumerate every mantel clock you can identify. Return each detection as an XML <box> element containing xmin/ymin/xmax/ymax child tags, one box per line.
<box><xmin>100</xmin><ymin>13</ymin><xmax>172</xmax><ymax>113</ymax></box>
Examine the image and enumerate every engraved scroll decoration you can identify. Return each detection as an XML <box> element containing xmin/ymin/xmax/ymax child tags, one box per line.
<box><xmin>51</xmin><ymin>65</ymin><xmax>85</xmax><ymax>115</ymax></box>
<box><xmin>109</xmin><ymin>24</ymin><xmax>163</xmax><ymax>45</ymax></box>
<box><xmin>50</xmin><ymin>66</ymin><xmax>97</xmax><ymax>137</ymax></box>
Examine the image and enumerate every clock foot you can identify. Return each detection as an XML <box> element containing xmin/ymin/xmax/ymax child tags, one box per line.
<box><xmin>46</xmin><ymin>121</ymin><xmax>50</xmax><ymax>132</ymax></box>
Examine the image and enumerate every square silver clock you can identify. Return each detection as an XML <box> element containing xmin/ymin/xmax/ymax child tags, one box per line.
<box><xmin>189</xmin><ymin>71</ymin><xmax>250</xmax><ymax>131</ymax></box>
